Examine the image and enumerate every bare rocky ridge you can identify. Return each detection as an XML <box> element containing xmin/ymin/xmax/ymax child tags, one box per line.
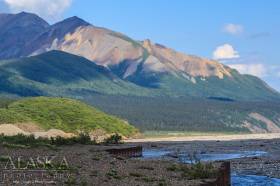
<box><xmin>28</xmin><ymin>23</ymin><xmax>232</xmax><ymax>80</ymax></box>
<box><xmin>0</xmin><ymin>12</ymin><xmax>231</xmax><ymax>80</ymax></box>
<box><xmin>250</xmin><ymin>113</ymin><xmax>280</xmax><ymax>132</ymax></box>
<box><xmin>58</xmin><ymin>26</ymin><xmax>144</xmax><ymax>67</ymax></box>
<box><xmin>242</xmin><ymin>113</ymin><xmax>280</xmax><ymax>133</ymax></box>
<box><xmin>141</xmin><ymin>39</ymin><xmax>232</xmax><ymax>78</ymax></box>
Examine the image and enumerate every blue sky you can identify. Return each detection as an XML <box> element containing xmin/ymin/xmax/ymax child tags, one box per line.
<box><xmin>1</xmin><ymin>0</ymin><xmax>280</xmax><ymax>90</ymax></box>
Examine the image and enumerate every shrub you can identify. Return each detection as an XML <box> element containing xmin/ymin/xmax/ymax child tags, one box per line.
<box><xmin>104</xmin><ymin>133</ymin><xmax>122</xmax><ymax>144</ymax></box>
<box><xmin>76</xmin><ymin>133</ymin><xmax>92</xmax><ymax>145</ymax></box>
<box><xmin>181</xmin><ymin>162</ymin><xmax>218</xmax><ymax>180</ymax></box>
<box><xmin>0</xmin><ymin>133</ymin><xmax>95</xmax><ymax>148</ymax></box>
<box><xmin>50</xmin><ymin>133</ymin><xmax>93</xmax><ymax>145</ymax></box>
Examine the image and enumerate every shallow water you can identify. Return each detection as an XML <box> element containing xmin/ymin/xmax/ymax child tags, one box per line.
<box><xmin>142</xmin><ymin>149</ymin><xmax>171</xmax><ymax>158</ymax></box>
<box><xmin>232</xmin><ymin>174</ymin><xmax>280</xmax><ymax>186</ymax></box>
<box><xmin>142</xmin><ymin>149</ymin><xmax>267</xmax><ymax>162</ymax></box>
<box><xmin>178</xmin><ymin>151</ymin><xmax>267</xmax><ymax>163</ymax></box>
<box><xmin>142</xmin><ymin>149</ymin><xmax>280</xmax><ymax>185</ymax></box>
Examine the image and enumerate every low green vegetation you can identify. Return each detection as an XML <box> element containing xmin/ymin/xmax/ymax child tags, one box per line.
<box><xmin>50</xmin><ymin>133</ymin><xmax>93</xmax><ymax>146</ymax></box>
<box><xmin>0</xmin><ymin>134</ymin><xmax>54</xmax><ymax>148</ymax></box>
<box><xmin>106</xmin><ymin>169</ymin><xmax>122</xmax><ymax>180</ymax></box>
<box><xmin>104</xmin><ymin>133</ymin><xmax>122</xmax><ymax>144</ymax></box>
<box><xmin>0</xmin><ymin>108</ymin><xmax>30</xmax><ymax>124</ymax></box>
<box><xmin>0</xmin><ymin>97</ymin><xmax>138</xmax><ymax>137</ymax></box>
<box><xmin>0</xmin><ymin>98</ymin><xmax>16</xmax><ymax>108</ymax></box>
<box><xmin>0</xmin><ymin>133</ymin><xmax>125</xmax><ymax>148</ymax></box>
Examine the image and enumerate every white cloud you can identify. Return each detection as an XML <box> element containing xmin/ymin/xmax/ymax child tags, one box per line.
<box><xmin>221</xmin><ymin>53</ymin><xmax>280</xmax><ymax>91</ymax></box>
<box><xmin>221</xmin><ymin>54</ymin><xmax>280</xmax><ymax>79</ymax></box>
<box><xmin>3</xmin><ymin>0</ymin><xmax>72</xmax><ymax>21</ymax></box>
<box><xmin>213</xmin><ymin>44</ymin><xmax>240</xmax><ymax>60</ymax></box>
<box><xmin>228</xmin><ymin>63</ymin><xmax>267</xmax><ymax>77</ymax></box>
<box><xmin>223</xmin><ymin>23</ymin><xmax>244</xmax><ymax>35</ymax></box>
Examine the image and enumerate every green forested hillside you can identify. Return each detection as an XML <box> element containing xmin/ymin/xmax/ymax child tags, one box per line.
<box><xmin>85</xmin><ymin>95</ymin><xmax>280</xmax><ymax>133</ymax></box>
<box><xmin>1</xmin><ymin>96</ymin><xmax>280</xmax><ymax>134</ymax></box>
<box><xmin>0</xmin><ymin>97</ymin><xmax>137</xmax><ymax>137</ymax></box>
<box><xmin>0</xmin><ymin>50</ymin><xmax>152</xmax><ymax>97</ymax></box>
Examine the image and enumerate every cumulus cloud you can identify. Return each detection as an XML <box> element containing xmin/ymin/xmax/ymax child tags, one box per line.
<box><xmin>228</xmin><ymin>63</ymin><xmax>267</xmax><ymax>77</ymax></box>
<box><xmin>223</xmin><ymin>23</ymin><xmax>243</xmax><ymax>35</ymax></box>
<box><xmin>221</xmin><ymin>54</ymin><xmax>280</xmax><ymax>91</ymax></box>
<box><xmin>223</xmin><ymin>56</ymin><xmax>280</xmax><ymax>79</ymax></box>
<box><xmin>213</xmin><ymin>44</ymin><xmax>240</xmax><ymax>60</ymax></box>
<box><xmin>3</xmin><ymin>0</ymin><xmax>72</xmax><ymax>21</ymax></box>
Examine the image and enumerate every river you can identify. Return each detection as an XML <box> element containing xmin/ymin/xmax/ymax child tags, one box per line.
<box><xmin>142</xmin><ymin>148</ymin><xmax>280</xmax><ymax>185</ymax></box>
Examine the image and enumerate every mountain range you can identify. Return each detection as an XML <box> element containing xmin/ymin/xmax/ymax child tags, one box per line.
<box><xmin>0</xmin><ymin>12</ymin><xmax>280</xmax><ymax>133</ymax></box>
<box><xmin>0</xmin><ymin>12</ymin><xmax>279</xmax><ymax>100</ymax></box>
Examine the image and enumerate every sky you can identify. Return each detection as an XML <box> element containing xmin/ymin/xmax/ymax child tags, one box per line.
<box><xmin>0</xmin><ymin>0</ymin><xmax>280</xmax><ymax>91</ymax></box>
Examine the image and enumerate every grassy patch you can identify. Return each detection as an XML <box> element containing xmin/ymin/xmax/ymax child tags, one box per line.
<box><xmin>0</xmin><ymin>97</ymin><xmax>138</xmax><ymax>137</ymax></box>
<box><xmin>0</xmin><ymin>108</ymin><xmax>31</xmax><ymax>124</ymax></box>
<box><xmin>0</xmin><ymin>134</ymin><xmax>49</xmax><ymax>148</ymax></box>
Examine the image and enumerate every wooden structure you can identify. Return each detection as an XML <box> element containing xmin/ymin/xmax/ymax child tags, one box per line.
<box><xmin>106</xmin><ymin>146</ymin><xmax>143</xmax><ymax>157</ymax></box>
<box><xmin>216</xmin><ymin>161</ymin><xmax>231</xmax><ymax>186</ymax></box>
<box><xmin>202</xmin><ymin>161</ymin><xmax>231</xmax><ymax>186</ymax></box>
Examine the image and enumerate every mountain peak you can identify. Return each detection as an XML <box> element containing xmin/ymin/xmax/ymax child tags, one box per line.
<box><xmin>142</xmin><ymin>39</ymin><xmax>153</xmax><ymax>52</ymax></box>
<box><xmin>17</xmin><ymin>11</ymin><xmax>30</xmax><ymax>15</ymax></box>
<box><xmin>0</xmin><ymin>11</ymin><xmax>49</xmax><ymax>59</ymax></box>
<box><xmin>15</xmin><ymin>11</ymin><xmax>49</xmax><ymax>26</ymax></box>
<box><xmin>0</xmin><ymin>11</ymin><xmax>49</xmax><ymax>28</ymax></box>
<box><xmin>53</xmin><ymin>16</ymin><xmax>90</xmax><ymax>28</ymax></box>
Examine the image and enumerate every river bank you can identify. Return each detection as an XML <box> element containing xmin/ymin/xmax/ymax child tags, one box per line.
<box><xmin>1</xmin><ymin>133</ymin><xmax>280</xmax><ymax>185</ymax></box>
<box><xmin>128</xmin><ymin>136</ymin><xmax>280</xmax><ymax>185</ymax></box>
<box><xmin>0</xmin><ymin>143</ymin><xmax>221</xmax><ymax>185</ymax></box>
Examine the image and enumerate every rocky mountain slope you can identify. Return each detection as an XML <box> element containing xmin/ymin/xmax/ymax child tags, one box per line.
<box><xmin>0</xmin><ymin>12</ymin><xmax>49</xmax><ymax>59</ymax></box>
<box><xmin>0</xmin><ymin>12</ymin><xmax>279</xmax><ymax>101</ymax></box>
